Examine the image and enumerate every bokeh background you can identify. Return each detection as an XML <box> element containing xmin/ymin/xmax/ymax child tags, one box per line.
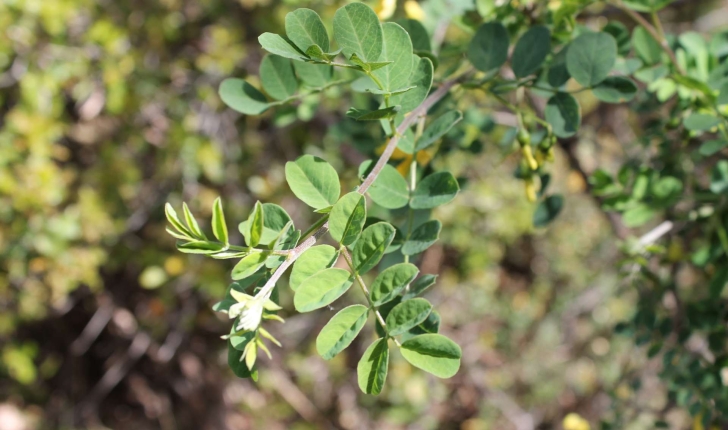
<box><xmin>1</xmin><ymin>0</ymin><xmax>727</xmax><ymax>429</ymax></box>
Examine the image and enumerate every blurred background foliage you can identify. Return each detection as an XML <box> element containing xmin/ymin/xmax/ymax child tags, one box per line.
<box><xmin>0</xmin><ymin>0</ymin><xmax>727</xmax><ymax>429</ymax></box>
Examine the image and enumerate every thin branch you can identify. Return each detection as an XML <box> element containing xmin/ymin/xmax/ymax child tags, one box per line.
<box><xmin>612</xmin><ymin>1</ymin><xmax>685</xmax><ymax>75</ymax></box>
<box><xmin>360</xmin><ymin>78</ymin><xmax>459</xmax><ymax>193</ymax></box>
<box><xmin>339</xmin><ymin>247</ymin><xmax>399</xmax><ymax>346</ymax></box>
<box><xmin>255</xmin><ymin>77</ymin><xmax>461</xmax><ymax>300</ymax></box>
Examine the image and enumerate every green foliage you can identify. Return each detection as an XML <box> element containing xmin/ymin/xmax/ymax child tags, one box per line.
<box><xmin>219</xmin><ymin>78</ymin><xmax>270</xmax><ymax>115</ymax></box>
<box><xmin>357</xmin><ymin>338</ymin><xmax>389</xmax><ymax>395</ymax></box>
<box><xmin>372</xmin><ymin>23</ymin><xmax>414</xmax><ymax>91</ymax></box>
<box><xmin>156</xmin><ymin>1</ymin><xmax>728</xmax><ymax>421</ymax></box>
<box><xmin>352</xmin><ymin>222</ymin><xmax>397</xmax><ymax>275</ymax></box>
<box><xmin>566</xmin><ymin>32</ymin><xmax>617</xmax><ymax>87</ymax></box>
<box><xmin>260</xmin><ymin>55</ymin><xmax>298</xmax><ymax>100</ymax></box>
<box><xmin>410</xmin><ymin>172</ymin><xmax>460</xmax><ymax>209</ymax></box>
<box><xmin>289</xmin><ymin>245</ymin><xmax>338</xmax><ymax>291</ymax></box>
<box><xmin>333</xmin><ymin>3</ymin><xmax>383</xmax><ymax>63</ymax></box>
<box><xmin>401</xmin><ymin>220</ymin><xmax>442</xmax><ymax>256</ymax></box>
<box><xmin>468</xmin><ymin>22</ymin><xmax>509</xmax><ymax>73</ymax></box>
<box><xmin>592</xmin><ymin>77</ymin><xmax>639</xmax><ymax>103</ymax></box>
<box><xmin>511</xmin><ymin>26</ymin><xmax>551</xmax><ymax>79</ymax></box>
<box><xmin>370</xmin><ymin>263</ymin><xmax>419</xmax><ymax>307</ymax></box>
<box><xmin>545</xmin><ymin>93</ymin><xmax>581</xmax><ymax>138</ymax></box>
<box><xmin>400</xmin><ymin>334</ymin><xmax>461</xmax><ymax>378</ymax></box>
<box><xmin>329</xmin><ymin>192</ymin><xmax>367</xmax><ymax>245</ymax></box>
<box><xmin>316</xmin><ymin>305</ymin><xmax>369</xmax><ymax>360</ymax></box>
<box><xmin>285</xmin><ymin>155</ymin><xmax>341</xmax><ymax>210</ymax></box>
<box><xmin>416</xmin><ymin>111</ymin><xmax>463</xmax><ymax>151</ymax></box>
<box><xmin>385</xmin><ymin>298</ymin><xmax>433</xmax><ymax>336</ymax></box>
<box><xmin>360</xmin><ymin>161</ymin><xmax>410</xmax><ymax>209</ymax></box>
<box><xmin>294</xmin><ymin>268</ymin><xmax>353</xmax><ymax>312</ymax></box>
<box><xmin>285</xmin><ymin>8</ymin><xmax>330</xmax><ymax>53</ymax></box>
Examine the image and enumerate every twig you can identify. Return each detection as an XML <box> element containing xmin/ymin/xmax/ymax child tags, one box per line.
<box><xmin>268</xmin><ymin>369</ymin><xmax>334</xmax><ymax>427</ymax></box>
<box><xmin>79</xmin><ymin>332</ymin><xmax>152</xmax><ymax>420</ymax></box>
<box><xmin>254</xmin><ymin>78</ymin><xmax>461</xmax><ymax>300</ymax></box>
<box><xmin>70</xmin><ymin>295</ymin><xmax>114</xmax><ymax>356</ymax></box>
<box><xmin>612</xmin><ymin>0</ymin><xmax>685</xmax><ymax>75</ymax></box>
<box><xmin>637</xmin><ymin>220</ymin><xmax>673</xmax><ymax>248</ymax></box>
<box><xmin>339</xmin><ymin>247</ymin><xmax>399</xmax><ymax>345</ymax></box>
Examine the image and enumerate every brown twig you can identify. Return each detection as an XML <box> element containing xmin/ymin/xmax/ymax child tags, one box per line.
<box><xmin>255</xmin><ymin>78</ymin><xmax>461</xmax><ymax>298</ymax></box>
<box><xmin>612</xmin><ymin>0</ymin><xmax>685</xmax><ymax>75</ymax></box>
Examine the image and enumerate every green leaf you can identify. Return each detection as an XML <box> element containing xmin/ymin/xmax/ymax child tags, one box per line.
<box><xmin>711</xmin><ymin>160</ymin><xmax>728</xmax><ymax>194</ymax></box>
<box><xmin>244</xmin><ymin>201</ymin><xmax>264</xmax><ymax>247</ymax></box>
<box><xmin>177</xmin><ymin>241</ymin><xmax>225</xmax><ymax>254</ymax></box>
<box><xmin>622</xmin><ymin>0</ymin><xmax>675</xmax><ymax>12</ymax></box>
<box><xmin>402</xmin><ymin>220</ymin><xmax>441</xmax><ymax>255</ymax></box>
<box><xmin>408</xmin><ymin>310</ymin><xmax>440</xmax><ymax>336</ymax></box>
<box><xmin>622</xmin><ymin>204</ymin><xmax>656</xmax><ymax>227</ymax></box>
<box><xmin>386</xmin><ymin>298</ymin><xmax>433</xmax><ymax>336</ymax></box>
<box><xmin>511</xmin><ymin>25</ymin><xmax>551</xmax><ymax>78</ymax></box>
<box><xmin>416</xmin><ymin>111</ymin><xmax>463</xmax><ymax>151</ymax></box>
<box><xmin>346</xmin><ymin>106</ymin><xmax>401</xmax><ymax>121</ymax></box>
<box><xmin>357</xmin><ymin>338</ymin><xmax>389</xmax><ymax>395</ymax></box>
<box><xmin>672</xmin><ymin>74</ymin><xmax>714</xmax><ymax>99</ymax></box>
<box><xmin>285</xmin><ymin>155</ymin><xmax>340</xmax><ymax>209</ymax></box>
<box><xmin>533</xmin><ymin>194</ymin><xmax>564</xmax><ymax>227</ymax></box>
<box><xmin>348</xmin><ymin>53</ymin><xmax>392</xmax><ymax>72</ymax></box>
<box><xmin>545</xmin><ymin>92</ymin><xmax>581</xmax><ymax>138</ymax></box>
<box><xmin>330</xmin><ymin>192</ymin><xmax>367</xmax><ymax>246</ymax></box>
<box><xmin>219</xmin><ymin>79</ymin><xmax>271</xmax><ymax>115</ymax></box>
<box><xmin>396</xmin><ymin>19</ymin><xmax>431</xmax><ymax>52</ymax></box>
<box><xmin>239</xmin><ymin>203</ymin><xmax>293</xmax><ymax>246</ymax></box>
<box><xmin>293</xmin><ymin>61</ymin><xmax>333</xmax><ymax>88</ymax></box>
<box><xmin>285</xmin><ymin>8</ymin><xmax>330</xmax><ymax>52</ymax></box>
<box><xmin>181</xmin><ymin>203</ymin><xmax>204</xmax><ymax>239</ymax></box>
<box><xmin>293</xmin><ymin>268</ymin><xmax>353</xmax><ymax>312</ymax></box>
<box><xmin>684</xmin><ymin>113</ymin><xmax>721</xmax><ymax>131</ymax></box>
<box><xmin>372</xmin><ymin>23</ymin><xmax>415</xmax><ymax>91</ymax></box>
<box><xmin>400</xmin><ymin>334</ymin><xmax>461</xmax><ymax>378</ymax></box>
<box><xmin>304</xmin><ymin>44</ymin><xmax>340</xmax><ymax>62</ymax></box>
<box><xmin>634</xmin><ymin>64</ymin><xmax>668</xmax><ymax>83</ymax></box>
<box><xmin>410</xmin><ymin>171</ymin><xmax>460</xmax><ymax>209</ymax></box>
<box><xmin>604</xmin><ymin>21</ymin><xmax>632</xmax><ymax>56</ymax></box>
<box><xmin>548</xmin><ymin>45</ymin><xmax>571</xmax><ymax>88</ymax></box>
<box><xmin>402</xmin><ymin>274</ymin><xmax>438</xmax><ymax>300</ymax></box>
<box><xmin>699</xmin><ymin>140</ymin><xmax>727</xmax><ymax>157</ymax></box>
<box><xmin>632</xmin><ymin>26</ymin><xmax>662</xmax><ymax>65</ymax></box>
<box><xmin>211</xmin><ymin>197</ymin><xmax>228</xmax><ymax>244</ymax></box>
<box><xmin>566</xmin><ymin>32</ymin><xmax>617</xmax><ymax>87</ymax></box>
<box><xmin>467</xmin><ymin>22</ymin><xmax>509</xmax><ymax>73</ymax></box>
<box><xmin>333</xmin><ymin>3</ymin><xmax>383</xmax><ymax>63</ymax></box>
<box><xmin>165</xmin><ymin>203</ymin><xmax>192</xmax><ymax>237</ymax></box>
<box><xmin>391</xmin><ymin>56</ymin><xmax>433</xmax><ymax>113</ymax></box>
<box><xmin>718</xmin><ymin>83</ymin><xmax>728</xmax><ymax>106</ymax></box>
<box><xmin>370</xmin><ymin>262</ymin><xmax>419</xmax><ymax>307</ymax></box>
<box><xmin>231</xmin><ymin>252</ymin><xmax>268</xmax><ymax>280</ymax></box>
<box><xmin>228</xmin><ymin>340</ymin><xmax>257</xmax><ymax>379</ymax></box>
<box><xmin>592</xmin><ymin>77</ymin><xmax>638</xmax><ymax>103</ymax></box>
<box><xmin>352</xmin><ymin>222</ymin><xmax>397</xmax><ymax>275</ymax></box>
<box><xmin>259</xmin><ymin>55</ymin><xmax>298</xmax><ymax>100</ymax></box>
<box><xmin>316</xmin><ymin>305</ymin><xmax>369</xmax><ymax>360</ymax></box>
<box><xmin>289</xmin><ymin>245</ymin><xmax>339</xmax><ymax>291</ymax></box>
<box><xmin>359</xmin><ymin>161</ymin><xmax>409</xmax><ymax>209</ymax></box>
<box><xmin>258</xmin><ymin>33</ymin><xmax>308</xmax><ymax>61</ymax></box>
<box><xmin>364</xmin><ymin>86</ymin><xmax>416</xmax><ymax>96</ymax></box>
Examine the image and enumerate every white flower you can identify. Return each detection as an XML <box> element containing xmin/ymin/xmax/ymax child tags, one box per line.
<box><xmin>227</xmin><ymin>290</ymin><xmax>282</xmax><ymax>332</ymax></box>
<box><xmin>237</xmin><ymin>297</ymin><xmax>265</xmax><ymax>331</ymax></box>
